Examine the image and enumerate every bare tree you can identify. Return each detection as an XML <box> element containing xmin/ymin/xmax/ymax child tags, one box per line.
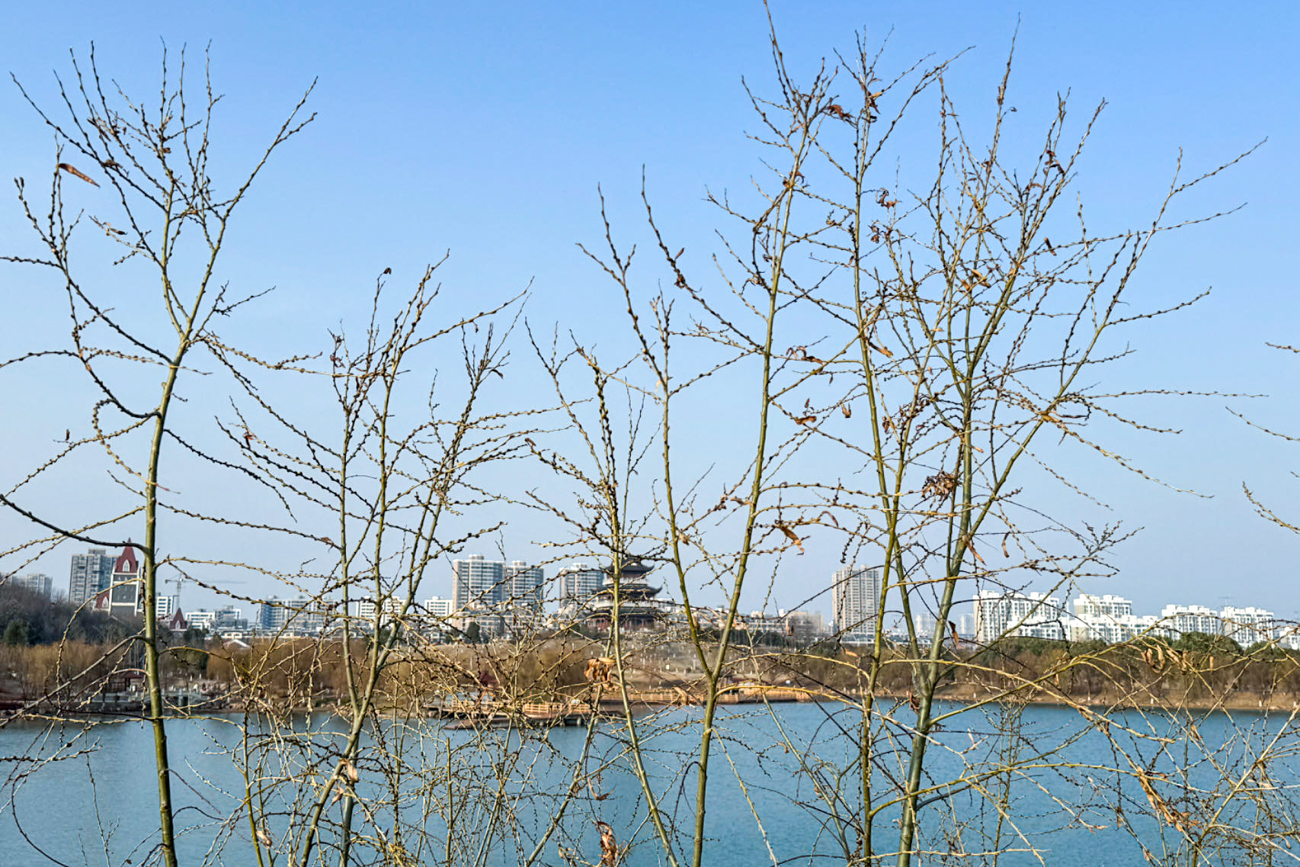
<box><xmin>3</xmin><ymin>18</ymin><xmax>1294</xmax><ymax>867</ymax></box>
<box><xmin>550</xmin><ymin>15</ymin><xmax>1267</xmax><ymax>867</ymax></box>
<box><xmin>1</xmin><ymin>45</ymin><xmax>315</xmax><ymax>867</ymax></box>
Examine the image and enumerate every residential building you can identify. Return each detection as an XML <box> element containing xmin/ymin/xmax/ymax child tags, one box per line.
<box><xmin>452</xmin><ymin>555</ymin><xmax>507</xmax><ymax>634</ymax></box>
<box><xmin>68</xmin><ymin>548</ymin><xmax>116</xmax><ymax>606</ymax></box>
<box><xmin>957</xmin><ymin>613</ymin><xmax>976</xmax><ymax>639</ymax></box>
<box><xmin>786</xmin><ymin>610</ymin><xmax>828</xmax><ymax>644</ymax></box>
<box><xmin>451</xmin><ymin>555</ymin><xmax>545</xmax><ymax>637</ymax></box>
<box><xmin>1074</xmin><ymin>594</ymin><xmax>1133</xmax><ymax>620</ymax></box>
<box><xmin>189</xmin><ymin>605</ymin><xmax>247</xmax><ymax>635</ymax></box>
<box><xmin>1220</xmin><ymin>606</ymin><xmax>1277</xmax><ymax>648</ymax></box>
<box><xmin>257</xmin><ymin>597</ymin><xmax>330</xmax><ymax>636</ymax></box>
<box><xmin>832</xmin><ymin>565</ymin><xmax>882</xmax><ymax>645</ymax></box>
<box><xmin>739</xmin><ymin>611</ymin><xmax>787</xmax><ymax>638</ymax></box>
<box><xmin>423</xmin><ymin>596</ymin><xmax>453</xmax><ymax>619</ymax></box>
<box><xmin>188</xmin><ymin>610</ymin><xmax>215</xmax><ymax>631</ymax></box>
<box><xmin>555</xmin><ymin>562</ymin><xmax>605</xmax><ymax>619</ymax></box>
<box><xmin>156</xmin><ymin>594</ymin><xmax>177</xmax><ymax>619</ymax></box>
<box><xmin>1069</xmin><ymin>594</ymin><xmax>1159</xmax><ymax>644</ymax></box>
<box><xmin>973</xmin><ymin>590</ymin><xmax>1067</xmax><ymax>645</ymax></box>
<box><xmin>504</xmin><ymin>561</ymin><xmax>545</xmax><ymax>633</ymax></box>
<box><xmin>1159</xmin><ymin>604</ymin><xmax>1222</xmax><ymax>639</ymax></box>
<box><xmin>6</xmin><ymin>573</ymin><xmax>53</xmax><ymax>598</ymax></box>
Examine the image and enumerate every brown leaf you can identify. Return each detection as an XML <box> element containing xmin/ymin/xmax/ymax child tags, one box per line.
<box><xmin>595</xmin><ymin>820</ymin><xmax>619</xmax><ymax>867</ymax></box>
<box><xmin>815</xmin><ymin>510</ymin><xmax>840</xmax><ymax>528</ymax></box>
<box><xmin>950</xmin><ymin>620</ymin><xmax>961</xmax><ymax>649</ymax></box>
<box><xmin>776</xmin><ymin>523</ymin><xmax>805</xmax><ymax>553</ymax></box>
<box><xmin>794</xmin><ymin>415</ymin><xmax>816</xmax><ymax>426</ymax></box>
<box><xmin>382</xmin><ymin>267</ymin><xmax>392</xmax><ymax>275</ymax></box>
<box><xmin>841</xmin><ymin>403</ymin><xmax>852</xmax><ymax>418</ymax></box>
<box><xmin>57</xmin><ymin>163</ymin><xmax>99</xmax><ymax>187</ymax></box>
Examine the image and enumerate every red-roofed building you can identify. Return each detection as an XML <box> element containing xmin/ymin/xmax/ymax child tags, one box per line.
<box><xmin>114</xmin><ymin>546</ymin><xmax>138</xmax><ymax>576</ymax></box>
<box><xmin>108</xmin><ymin>543</ymin><xmax>144</xmax><ymax>618</ymax></box>
<box><xmin>163</xmin><ymin>608</ymin><xmax>189</xmax><ymax>633</ymax></box>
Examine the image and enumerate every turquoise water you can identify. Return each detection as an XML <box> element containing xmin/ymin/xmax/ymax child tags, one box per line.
<box><xmin>1</xmin><ymin>702</ymin><xmax>1296</xmax><ymax>865</ymax></box>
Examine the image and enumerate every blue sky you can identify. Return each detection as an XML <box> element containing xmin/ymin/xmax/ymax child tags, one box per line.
<box><xmin>1</xmin><ymin>2</ymin><xmax>1298</xmax><ymax>621</ymax></box>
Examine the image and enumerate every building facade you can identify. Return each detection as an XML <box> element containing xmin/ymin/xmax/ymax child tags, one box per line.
<box><xmin>1218</xmin><ymin>606</ymin><xmax>1276</xmax><ymax>648</ymax></box>
<box><xmin>91</xmin><ymin>546</ymin><xmax>144</xmax><ymax>618</ymax></box>
<box><xmin>69</xmin><ymin>548</ymin><xmax>116</xmax><ymax>606</ymax></box>
<box><xmin>257</xmin><ymin>597</ymin><xmax>330</xmax><ymax>636</ymax></box>
<box><xmin>6</xmin><ymin>573</ymin><xmax>53</xmax><ymax>598</ymax></box>
<box><xmin>973</xmin><ymin>590</ymin><xmax>1067</xmax><ymax>645</ymax></box>
<box><xmin>1159</xmin><ymin>604</ymin><xmax>1222</xmax><ymax>638</ymax></box>
<box><xmin>586</xmin><ymin>560</ymin><xmax>666</xmax><ymax>633</ymax></box>
<box><xmin>556</xmin><ymin>563</ymin><xmax>605</xmax><ymax>619</ymax></box>
<box><xmin>451</xmin><ymin>555</ymin><xmax>545</xmax><ymax>637</ymax></box>
<box><xmin>832</xmin><ymin>565</ymin><xmax>882</xmax><ymax>645</ymax></box>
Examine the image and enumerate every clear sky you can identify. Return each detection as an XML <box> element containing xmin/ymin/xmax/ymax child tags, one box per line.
<box><xmin>2</xmin><ymin>2</ymin><xmax>1298</xmax><ymax>621</ymax></box>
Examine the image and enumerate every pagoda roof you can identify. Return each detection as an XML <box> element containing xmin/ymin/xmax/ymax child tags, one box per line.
<box><xmin>602</xmin><ymin>558</ymin><xmax>654</xmax><ymax>579</ymax></box>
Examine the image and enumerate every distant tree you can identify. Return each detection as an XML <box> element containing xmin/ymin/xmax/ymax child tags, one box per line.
<box><xmin>464</xmin><ymin>622</ymin><xmax>483</xmax><ymax>645</ymax></box>
<box><xmin>4</xmin><ymin>618</ymin><xmax>30</xmax><ymax>647</ymax></box>
<box><xmin>1173</xmin><ymin>631</ymin><xmax>1243</xmax><ymax>656</ymax></box>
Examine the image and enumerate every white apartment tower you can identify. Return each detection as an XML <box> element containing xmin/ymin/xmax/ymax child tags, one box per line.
<box><xmin>1219</xmin><ymin>606</ymin><xmax>1276</xmax><ymax>648</ymax></box>
<box><xmin>451</xmin><ymin>555</ymin><xmax>544</xmax><ymax>637</ymax></box>
<box><xmin>555</xmin><ymin>562</ymin><xmax>605</xmax><ymax>618</ymax></box>
<box><xmin>974</xmin><ymin>590</ymin><xmax>1067</xmax><ymax>645</ymax></box>
<box><xmin>833</xmin><ymin>565</ymin><xmax>882</xmax><ymax>645</ymax></box>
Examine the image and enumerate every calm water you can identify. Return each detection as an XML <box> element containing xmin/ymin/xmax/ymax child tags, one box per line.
<box><xmin>0</xmin><ymin>702</ymin><xmax>1295</xmax><ymax>866</ymax></box>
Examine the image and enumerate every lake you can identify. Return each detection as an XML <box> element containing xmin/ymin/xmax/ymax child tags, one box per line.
<box><xmin>1</xmin><ymin>701</ymin><xmax>1296</xmax><ymax>865</ymax></box>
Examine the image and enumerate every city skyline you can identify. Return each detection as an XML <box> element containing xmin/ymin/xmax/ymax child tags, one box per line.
<box><xmin>1</xmin><ymin>3</ymin><xmax>1297</xmax><ymax>622</ymax></box>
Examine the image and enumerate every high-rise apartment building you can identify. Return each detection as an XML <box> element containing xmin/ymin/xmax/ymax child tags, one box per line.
<box><xmin>155</xmin><ymin>594</ymin><xmax>177</xmax><ymax>619</ymax></box>
<box><xmin>832</xmin><ymin>565</ymin><xmax>882</xmax><ymax>645</ymax></box>
<box><xmin>5</xmin><ymin>573</ymin><xmax>53</xmax><ymax>599</ymax></box>
<box><xmin>451</xmin><ymin>555</ymin><xmax>545</xmax><ymax>637</ymax></box>
<box><xmin>974</xmin><ymin>590</ymin><xmax>1066</xmax><ymax>645</ymax></box>
<box><xmin>1218</xmin><ymin>606</ymin><xmax>1276</xmax><ymax>648</ymax></box>
<box><xmin>1074</xmin><ymin>594</ymin><xmax>1132</xmax><ymax>620</ymax></box>
<box><xmin>556</xmin><ymin>562</ymin><xmax>605</xmax><ymax>618</ymax></box>
<box><xmin>1069</xmin><ymin>593</ymin><xmax>1158</xmax><ymax>644</ymax></box>
<box><xmin>1159</xmin><ymin>604</ymin><xmax>1222</xmax><ymax>638</ymax></box>
<box><xmin>68</xmin><ymin>548</ymin><xmax>116</xmax><ymax>606</ymax></box>
<box><xmin>505</xmin><ymin>561</ymin><xmax>544</xmax><ymax>608</ymax></box>
<box><xmin>257</xmin><ymin>597</ymin><xmax>329</xmax><ymax>635</ymax></box>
